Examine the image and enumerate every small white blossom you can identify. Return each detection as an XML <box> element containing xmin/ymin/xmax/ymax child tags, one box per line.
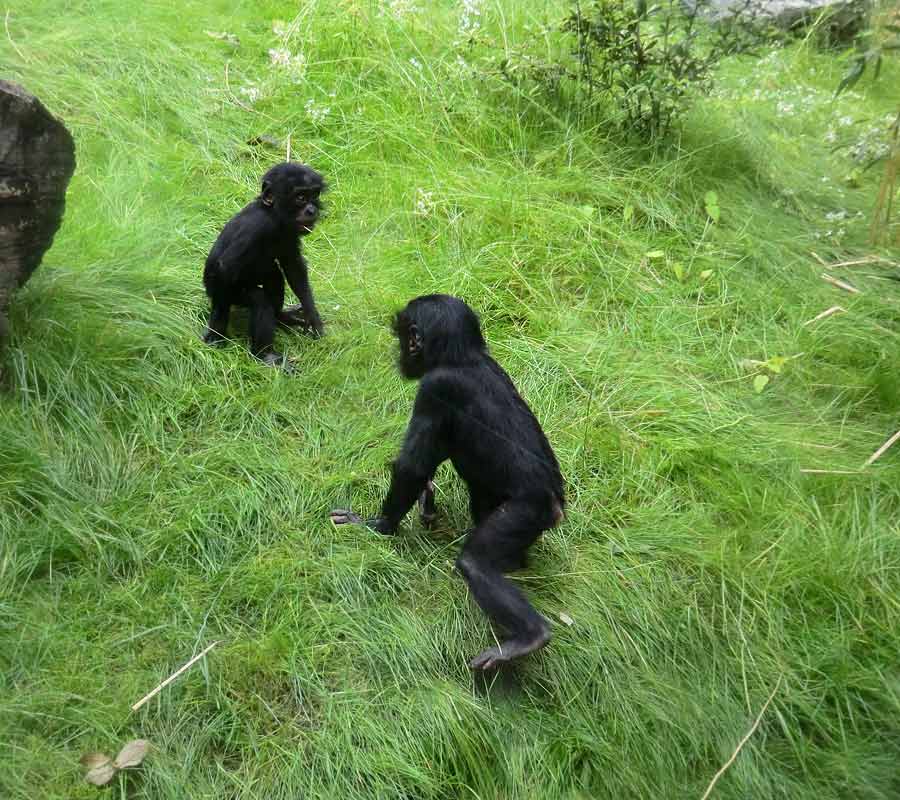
<box><xmin>824</xmin><ymin>128</ymin><xmax>837</xmax><ymax>144</ymax></box>
<box><xmin>272</xmin><ymin>19</ymin><xmax>289</xmax><ymax>38</ymax></box>
<box><xmin>304</xmin><ymin>98</ymin><xmax>331</xmax><ymax>124</ymax></box>
<box><xmin>414</xmin><ymin>187</ymin><xmax>435</xmax><ymax>217</ymax></box>
<box><xmin>409</xmin><ymin>57</ymin><xmax>423</xmax><ymax>71</ymax></box>
<box><xmin>838</xmin><ymin>115</ymin><xmax>853</xmax><ymax>127</ymax></box>
<box><xmin>776</xmin><ymin>101</ymin><xmax>795</xmax><ymax>116</ymax></box>
<box><xmin>239</xmin><ymin>85</ymin><xmax>261</xmax><ymax>103</ymax></box>
<box><xmin>378</xmin><ymin>0</ymin><xmax>420</xmax><ymax>20</ymax></box>
<box><xmin>269</xmin><ymin>48</ymin><xmax>306</xmax><ymax>82</ymax></box>
<box><xmin>269</xmin><ymin>47</ymin><xmax>291</xmax><ymax>67</ymax></box>
<box><xmin>824</xmin><ymin>210</ymin><xmax>847</xmax><ymax>222</ymax></box>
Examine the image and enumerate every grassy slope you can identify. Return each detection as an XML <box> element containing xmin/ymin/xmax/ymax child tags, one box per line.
<box><xmin>2</xmin><ymin>1</ymin><xmax>899</xmax><ymax>797</ymax></box>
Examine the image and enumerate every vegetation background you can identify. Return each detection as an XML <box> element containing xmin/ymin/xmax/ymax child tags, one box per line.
<box><xmin>1</xmin><ymin>1</ymin><xmax>899</xmax><ymax>797</ymax></box>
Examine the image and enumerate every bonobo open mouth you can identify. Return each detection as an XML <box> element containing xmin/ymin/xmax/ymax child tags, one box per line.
<box><xmin>297</xmin><ymin>217</ymin><xmax>317</xmax><ymax>233</ymax></box>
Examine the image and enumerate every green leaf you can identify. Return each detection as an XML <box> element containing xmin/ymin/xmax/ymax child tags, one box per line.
<box><xmin>699</xmin><ymin>269</ymin><xmax>713</xmax><ymax>280</ymax></box>
<box><xmin>835</xmin><ymin>58</ymin><xmax>866</xmax><ymax>97</ymax></box>
<box><xmin>704</xmin><ymin>190</ymin><xmax>721</xmax><ymax>223</ymax></box>
<box><xmin>623</xmin><ymin>204</ymin><xmax>634</xmax><ymax>223</ymax></box>
<box><xmin>672</xmin><ymin>261</ymin><xmax>685</xmax><ymax>282</ymax></box>
<box><xmin>765</xmin><ymin>356</ymin><xmax>787</xmax><ymax>374</ymax></box>
<box><xmin>646</xmin><ymin>250</ymin><xmax>665</xmax><ymax>259</ymax></box>
<box><xmin>579</xmin><ymin>205</ymin><xmax>595</xmax><ymax>218</ymax></box>
<box><xmin>754</xmin><ymin>374</ymin><xmax>770</xmax><ymax>394</ymax></box>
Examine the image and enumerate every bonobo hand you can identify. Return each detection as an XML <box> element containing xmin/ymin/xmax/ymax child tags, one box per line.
<box><xmin>329</xmin><ymin>509</ymin><xmax>395</xmax><ymax>534</ymax></box>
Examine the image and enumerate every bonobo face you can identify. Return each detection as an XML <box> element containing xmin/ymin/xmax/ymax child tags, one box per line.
<box><xmin>393</xmin><ymin>308</ymin><xmax>425</xmax><ymax>380</ymax></box>
<box><xmin>260</xmin><ymin>162</ymin><xmax>326</xmax><ymax>235</ymax></box>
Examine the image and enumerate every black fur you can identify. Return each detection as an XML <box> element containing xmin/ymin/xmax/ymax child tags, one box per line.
<box><xmin>331</xmin><ymin>294</ymin><xmax>565</xmax><ymax>670</ymax></box>
<box><xmin>202</xmin><ymin>162</ymin><xmax>326</xmax><ymax>369</ymax></box>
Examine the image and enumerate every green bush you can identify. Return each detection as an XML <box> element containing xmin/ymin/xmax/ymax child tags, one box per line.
<box><xmin>500</xmin><ymin>0</ymin><xmax>773</xmax><ymax>138</ymax></box>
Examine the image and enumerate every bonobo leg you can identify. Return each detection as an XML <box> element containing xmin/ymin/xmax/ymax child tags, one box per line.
<box><xmin>455</xmin><ymin>500</ymin><xmax>551</xmax><ymax>670</ymax></box>
<box><xmin>203</xmin><ymin>298</ymin><xmax>231</xmax><ymax>346</ymax></box>
<box><xmin>247</xmin><ymin>287</ymin><xmax>293</xmax><ymax>372</ymax></box>
<box><xmin>418</xmin><ymin>479</ymin><xmax>437</xmax><ymax>528</ymax></box>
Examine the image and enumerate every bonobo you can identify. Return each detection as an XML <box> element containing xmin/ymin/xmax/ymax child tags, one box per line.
<box><xmin>331</xmin><ymin>294</ymin><xmax>565</xmax><ymax>670</ymax></box>
<box><xmin>202</xmin><ymin>162</ymin><xmax>326</xmax><ymax>370</ymax></box>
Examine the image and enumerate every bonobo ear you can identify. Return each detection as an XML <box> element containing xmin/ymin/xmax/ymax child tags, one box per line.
<box><xmin>408</xmin><ymin>323</ymin><xmax>423</xmax><ymax>357</ymax></box>
<box><xmin>261</xmin><ymin>179</ymin><xmax>274</xmax><ymax>207</ymax></box>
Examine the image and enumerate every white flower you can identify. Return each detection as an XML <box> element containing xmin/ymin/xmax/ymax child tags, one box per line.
<box><xmin>458</xmin><ymin>0</ymin><xmax>482</xmax><ymax>39</ymax></box>
<box><xmin>414</xmin><ymin>187</ymin><xmax>435</xmax><ymax>217</ymax></box>
<box><xmin>239</xmin><ymin>85</ymin><xmax>261</xmax><ymax>103</ymax></box>
<box><xmin>824</xmin><ymin>128</ymin><xmax>837</xmax><ymax>144</ymax></box>
<box><xmin>269</xmin><ymin>47</ymin><xmax>291</xmax><ymax>67</ymax></box>
<box><xmin>378</xmin><ymin>0</ymin><xmax>420</xmax><ymax>20</ymax></box>
<box><xmin>824</xmin><ymin>210</ymin><xmax>847</xmax><ymax>222</ymax></box>
<box><xmin>409</xmin><ymin>57</ymin><xmax>423</xmax><ymax>71</ymax></box>
<box><xmin>776</xmin><ymin>101</ymin><xmax>795</xmax><ymax>116</ymax></box>
<box><xmin>304</xmin><ymin>98</ymin><xmax>331</xmax><ymax>124</ymax></box>
<box><xmin>838</xmin><ymin>115</ymin><xmax>853</xmax><ymax>127</ymax></box>
<box><xmin>272</xmin><ymin>19</ymin><xmax>288</xmax><ymax>37</ymax></box>
<box><xmin>269</xmin><ymin>48</ymin><xmax>306</xmax><ymax>82</ymax></box>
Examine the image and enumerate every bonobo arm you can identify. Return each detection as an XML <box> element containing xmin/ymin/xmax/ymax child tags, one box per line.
<box><xmin>377</xmin><ymin>402</ymin><xmax>447</xmax><ymax>531</ymax></box>
<box><xmin>330</xmin><ymin>383</ymin><xmax>448</xmax><ymax>534</ymax></box>
<box><xmin>280</xmin><ymin>246</ymin><xmax>324</xmax><ymax>336</ymax></box>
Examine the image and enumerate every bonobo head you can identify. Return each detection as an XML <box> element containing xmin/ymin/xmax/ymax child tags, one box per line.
<box><xmin>259</xmin><ymin>161</ymin><xmax>326</xmax><ymax>236</ymax></box>
<box><xmin>392</xmin><ymin>294</ymin><xmax>487</xmax><ymax>379</ymax></box>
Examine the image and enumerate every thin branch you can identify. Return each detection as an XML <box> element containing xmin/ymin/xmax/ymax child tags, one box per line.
<box><xmin>131</xmin><ymin>641</ymin><xmax>219</xmax><ymax>712</ymax></box>
<box><xmin>863</xmin><ymin>429</ymin><xmax>900</xmax><ymax>468</ymax></box>
<box><xmin>803</xmin><ymin>305</ymin><xmax>845</xmax><ymax>326</ymax></box>
<box><xmin>821</xmin><ymin>273</ymin><xmax>860</xmax><ymax>294</ymax></box>
<box><xmin>700</xmin><ymin>676</ymin><xmax>782</xmax><ymax>800</ymax></box>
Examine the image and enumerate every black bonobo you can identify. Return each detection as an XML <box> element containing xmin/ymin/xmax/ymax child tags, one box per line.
<box><xmin>331</xmin><ymin>294</ymin><xmax>565</xmax><ymax>670</ymax></box>
<box><xmin>202</xmin><ymin>162</ymin><xmax>326</xmax><ymax>370</ymax></box>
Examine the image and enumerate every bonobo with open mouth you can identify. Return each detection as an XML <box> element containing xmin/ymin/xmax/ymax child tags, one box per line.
<box><xmin>201</xmin><ymin>161</ymin><xmax>327</xmax><ymax>371</ymax></box>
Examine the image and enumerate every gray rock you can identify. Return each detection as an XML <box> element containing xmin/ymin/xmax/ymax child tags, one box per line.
<box><xmin>686</xmin><ymin>0</ymin><xmax>870</xmax><ymax>35</ymax></box>
<box><xmin>0</xmin><ymin>81</ymin><xmax>75</xmax><ymax>340</ymax></box>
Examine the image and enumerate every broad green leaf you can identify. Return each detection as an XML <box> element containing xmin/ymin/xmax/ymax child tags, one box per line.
<box><xmin>672</xmin><ymin>261</ymin><xmax>685</xmax><ymax>282</ymax></box>
<box><xmin>623</xmin><ymin>204</ymin><xmax>634</xmax><ymax>223</ymax></box>
<box><xmin>754</xmin><ymin>374</ymin><xmax>770</xmax><ymax>393</ymax></box>
<box><xmin>766</xmin><ymin>356</ymin><xmax>788</xmax><ymax>374</ymax></box>
<box><xmin>699</xmin><ymin>269</ymin><xmax>713</xmax><ymax>280</ymax></box>
<box><xmin>646</xmin><ymin>250</ymin><xmax>665</xmax><ymax>259</ymax></box>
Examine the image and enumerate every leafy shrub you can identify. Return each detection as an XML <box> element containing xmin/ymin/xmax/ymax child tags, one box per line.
<box><xmin>499</xmin><ymin>0</ymin><xmax>773</xmax><ymax>139</ymax></box>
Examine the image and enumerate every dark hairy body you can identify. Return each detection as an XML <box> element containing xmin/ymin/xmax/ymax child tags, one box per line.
<box><xmin>331</xmin><ymin>294</ymin><xmax>565</xmax><ymax>670</ymax></box>
<box><xmin>202</xmin><ymin>162</ymin><xmax>325</xmax><ymax>370</ymax></box>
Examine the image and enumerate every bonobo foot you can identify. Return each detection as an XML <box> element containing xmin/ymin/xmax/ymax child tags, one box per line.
<box><xmin>418</xmin><ymin>480</ymin><xmax>437</xmax><ymax>528</ymax></box>
<box><xmin>279</xmin><ymin>304</ymin><xmax>324</xmax><ymax>338</ymax></box>
<box><xmin>202</xmin><ymin>328</ymin><xmax>227</xmax><ymax>347</ymax></box>
<box><xmin>469</xmin><ymin>625</ymin><xmax>551</xmax><ymax>671</ymax></box>
<box><xmin>329</xmin><ymin>509</ymin><xmax>395</xmax><ymax>534</ymax></box>
<box><xmin>259</xmin><ymin>351</ymin><xmax>296</xmax><ymax>374</ymax></box>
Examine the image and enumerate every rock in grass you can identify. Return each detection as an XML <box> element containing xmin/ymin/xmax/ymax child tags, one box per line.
<box><xmin>0</xmin><ymin>80</ymin><xmax>75</xmax><ymax>341</ymax></box>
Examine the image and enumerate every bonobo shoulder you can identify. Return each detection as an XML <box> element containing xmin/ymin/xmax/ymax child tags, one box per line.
<box><xmin>418</xmin><ymin>367</ymin><xmax>476</xmax><ymax>406</ymax></box>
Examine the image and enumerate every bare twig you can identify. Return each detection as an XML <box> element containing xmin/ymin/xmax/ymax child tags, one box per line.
<box><xmin>863</xmin><ymin>429</ymin><xmax>900</xmax><ymax>467</ymax></box>
<box><xmin>821</xmin><ymin>273</ymin><xmax>860</xmax><ymax>294</ymax></box>
<box><xmin>131</xmin><ymin>641</ymin><xmax>219</xmax><ymax>712</ymax></box>
<box><xmin>286</xmin><ymin>133</ymin><xmax>291</xmax><ymax>162</ymax></box>
<box><xmin>700</xmin><ymin>677</ymin><xmax>782</xmax><ymax>800</ymax></box>
<box><xmin>799</xmin><ymin>468</ymin><xmax>862</xmax><ymax>475</ymax></box>
<box><xmin>803</xmin><ymin>305</ymin><xmax>845</xmax><ymax>326</ymax></box>
<box><xmin>810</xmin><ymin>251</ymin><xmax>827</xmax><ymax>266</ymax></box>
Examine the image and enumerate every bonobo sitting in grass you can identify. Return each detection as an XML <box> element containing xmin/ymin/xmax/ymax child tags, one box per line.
<box><xmin>331</xmin><ymin>294</ymin><xmax>565</xmax><ymax>670</ymax></box>
<box><xmin>202</xmin><ymin>162</ymin><xmax>326</xmax><ymax>372</ymax></box>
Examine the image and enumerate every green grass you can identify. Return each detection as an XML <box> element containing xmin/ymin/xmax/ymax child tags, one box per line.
<box><xmin>2</xmin><ymin>1</ymin><xmax>900</xmax><ymax>797</ymax></box>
